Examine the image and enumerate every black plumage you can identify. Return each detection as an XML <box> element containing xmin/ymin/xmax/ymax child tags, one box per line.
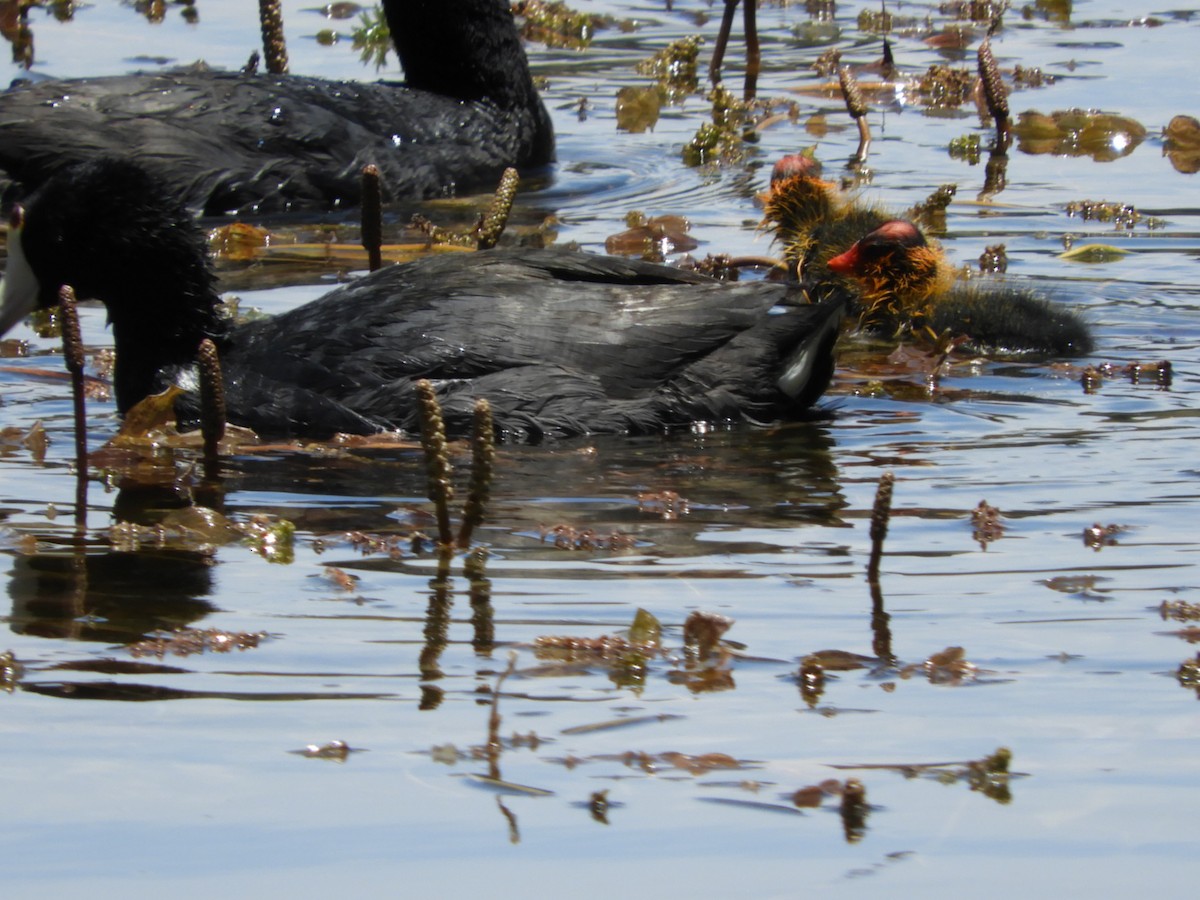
<box><xmin>2</xmin><ymin>158</ymin><xmax>844</xmax><ymax>441</ymax></box>
<box><xmin>0</xmin><ymin>0</ymin><xmax>553</xmax><ymax>214</ymax></box>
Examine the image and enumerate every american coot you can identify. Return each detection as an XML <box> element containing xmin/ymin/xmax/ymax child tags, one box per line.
<box><xmin>0</xmin><ymin>0</ymin><xmax>554</xmax><ymax>215</ymax></box>
<box><xmin>0</xmin><ymin>158</ymin><xmax>845</xmax><ymax>441</ymax></box>
<box><xmin>825</xmin><ymin>220</ymin><xmax>1094</xmax><ymax>357</ymax></box>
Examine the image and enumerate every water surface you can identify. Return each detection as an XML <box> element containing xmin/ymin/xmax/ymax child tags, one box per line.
<box><xmin>1</xmin><ymin>1</ymin><xmax>1198</xmax><ymax>896</ymax></box>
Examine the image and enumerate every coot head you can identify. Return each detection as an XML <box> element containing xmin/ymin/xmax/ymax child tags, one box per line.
<box><xmin>2</xmin><ymin>158</ymin><xmax>224</xmax><ymax>412</ymax></box>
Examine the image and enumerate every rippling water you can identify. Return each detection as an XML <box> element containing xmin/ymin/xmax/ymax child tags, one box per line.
<box><xmin>2</xmin><ymin>1</ymin><xmax>1199</xmax><ymax>896</ymax></box>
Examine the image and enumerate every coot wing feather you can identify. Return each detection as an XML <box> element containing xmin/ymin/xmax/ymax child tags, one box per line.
<box><xmin>228</xmin><ymin>250</ymin><xmax>794</xmax><ymax>401</ymax></box>
<box><xmin>0</xmin><ymin>72</ymin><xmax>545</xmax><ymax>213</ymax></box>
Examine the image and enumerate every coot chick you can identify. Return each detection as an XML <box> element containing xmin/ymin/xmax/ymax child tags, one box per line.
<box><xmin>0</xmin><ymin>158</ymin><xmax>845</xmax><ymax>441</ymax></box>
<box><xmin>0</xmin><ymin>0</ymin><xmax>554</xmax><ymax>214</ymax></box>
<box><xmin>762</xmin><ymin>154</ymin><xmax>890</xmax><ymax>280</ymax></box>
<box><xmin>825</xmin><ymin>220</ymin><xmax>1093</xmax><ymax>357</ymax></box>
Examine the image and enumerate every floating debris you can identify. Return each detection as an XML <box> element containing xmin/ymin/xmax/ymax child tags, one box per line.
<box><xmin>605</xmin><ymin>213</ymin><xmax>696</xmax><ymax>260</ymax></box>
<box><xmin>900</xmin><ymin>646</ymin><xmax>980</xmax><ymax>684</ymax></box>
<box><xmin>636</xmin><ymin>34</ymin><xmax>703</xmax><ymax>98</ymax></box>
<box><xmin>1083</xmin><ymin>522</ymin><xmax>1124</xmax><ymax>550</ymax></box>
<box><xmin>637</xmin><ymin>489</ymin><xmax>690</xmax><ymax>519</ymax></box>
<box><xmin>128</xmin><ymin>627</ymin><xmax>268</xmax><ymax>659</ymax></box>
<box><xmin>978</xmin><ymin>242</ymin><xmax>1007</xmax><ymax>273</ymax></box>
<box><xmin>1013</xmin><ymin>109</ymin><xmax>1146</xmax><ymax>161</ymax></box>
<box><xmin>1159</xmin><ymin>600</ymin><xmax>1200</xmax><ymax>622</ymax></box>
<box><xmin>1064</xmin><ymin>199</ymin><xmax>1163</xmax><ymax>230</ymax></box>
<box><xmin>833</xmin><ymin>747</ymin><xmax>1014</xmax><ymax>804</ymax></box>
<box><xmin>537</xmin><ymin>523</ymin><xmax>637</xmax><ymax>551</ymax></box>
<box><xmin>0</xmin><ymin>650</ymin><xmax>23</xmax><ymax>693</ymax></box>
<box><xmin>293</xmin><ymin>740</ymin><xmax>362</xmax><ymax>761</ymax></box>
<box><xmin>1175</xmin><ymin>654</ymin><xmax>1200</xmax><ymax>697</ymax></box>
<box><xmin>971</xmin><ymin>500</ymin><xmax>1004</xmax><ymax>548</ymax></box>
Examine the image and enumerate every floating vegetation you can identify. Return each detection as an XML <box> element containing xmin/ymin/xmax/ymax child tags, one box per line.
<box><xmin>949</xmin><ymin>133</ymin><xmax>982</xmax><ymax>164</ymax></box>
<box><xmin>915</xmin><ymin>65</ymin><xmax>974</xmax><ymax>109</ymax></box>
<box><xmin>535</xmin><ymin>608</ymin><xmax>661</xmax><ymax>662</ymax></box>
<box><xmin>900</xmin><ymin>646</ymin><xmax>980</xmax><ymax>684</ymax></box>
<box><xmin>109</xmin><ymin>506</ymin><xmax>240</xmax><ymax>553</ymax></box>
<box><xmin>1013</xmin><ymin>109</ymin><xmax>1147</xmax><ymax>161</ymax></box>
<box><xmin>906</xmin><ymin>183</ymin><xmax>957</xmax><ymax>233</ymax></box>
<box><xmin>1160</xmin><ymin>600</ymin><xmax>1200</xmax><ymax>622</ymax></box>
<box><xmin>516</xmin><ymin>0</ymin><xmax>597</xmax><ymax>49</ymax></box>
<box><xmin>127</xmin><ymin>627</ymin><xmax>268</xmax><ymax>659</ymax></box>
<box><xmin>1082</xmin><ymin>522</ymin><xmax>1124</xmax><ymax>550</ymax></box>
<box><xmin>942</xmin><ymin>1</ymin><xmax>1012</xmax><ymax>25</ymax></box>
<box><xmin>1058</xmin><ymin>242</ymin><xmax>1128</xmax><ymax>263</ymax></box>
<box><xmin>1175</xmin><ymin>654</ymin><xmax>1200</xmax><ymax>696</ymax></box>
<box><xmin>1064</xmin><ymin>199</ymin><xmax>1164</xmax><ymax>230</ymax></box>
<box><xmin>605</xmin><ymin>213</ymin><xmax>696</xmax><ymax>260</ymax></box>
<box><xmin>537</xmin><ymin>523</ymin><xmax>638</xmax><ymax>551</ymax></box>
<box><xmin>971</xmin><ymin>500</ymin><xmax>1004</xmax><ymax>548</ymax></box>
<box><xmin>683</xmin><ymin>611</ymin><xmax>734</xmax><ymax>661</ymax></box>
<box><xmin>1163</xmin><ymin>114</ymin><xmax>1200</xmax><ymax>173</ymax></box>
<box><xmin>682</xmin><ymin>87</ymin><xmax>753</xmax><ymax>167</ymax></box>
<box><xmin>637</xmin><ymin>489</ymin><xmax>690</xmax><ymax>519</ymax></box>
<box><xmin>597</xmin><ymin>750</ymin><xmax>755</xmax><ymax>776</ymax></box>
<box><xmin>833</xmin><ymin>747</ymin><xmax>1014</xmax><ymax>804</ymax></box>
<box><xmin>1076</xmin><ymin>360</ymin><xmax>1172</xmax><ymax>393</ymax></box>
<box><xmin>978</xmin><ymin>243</ymin><xmax>1007</xmax><ymax>273</ymax></box>
<box><xmin>0</xmin><ymin>650</ymin><xmax>23</xmax><ymax>693</ymax></box>
<box><xmin>1011</xmin><ymin>64</ymin><xmax>1055</xmax><ymax>88</ymax></box>
<box><xmin>293</xmin><ymin>740</ymin><xmax>360</xmax><ymax>761</ymax></box>
<box><xmin>635</xmin><ymin>34</ymin><xmax>703</xmax><ymax>99</ymax></box>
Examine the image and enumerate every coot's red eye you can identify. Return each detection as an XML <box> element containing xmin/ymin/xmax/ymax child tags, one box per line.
<box><xmin>8</xmin><ymin>204</ymin><xmax>22</xmax><ymax>230</ymax></box>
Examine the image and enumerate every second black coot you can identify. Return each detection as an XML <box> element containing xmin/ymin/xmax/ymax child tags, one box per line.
<box><xmin>0</xmin><ymin>158</ymin><xmax>844</xmax><ymax>441</ymax></box>
<box><xmin>0</xmin><ymin>0</ymin><xmax>554</xmax><ymax>214</ymax></box>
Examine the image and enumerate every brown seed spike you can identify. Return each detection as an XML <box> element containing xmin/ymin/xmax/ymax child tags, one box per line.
<box><xmin>58</xmin><ymin>285</ymin><xmax>84</xmax><ymax>376</ymax></box>
<box><xmin>458</xmin><ymin>398</ymin><xmax>495</xmax><ymax>548</ymax></box>
<box><xmin>361</xmin><ymin>164</ymin><xmax>383</xmax><ymax>272</ymax></box>
<box><xmin>978</xmin><ymin>40</ymin><xmax>1010</xmax><ymax>150</ymax></box>
<box><xmin>415</xmin><ymin>379</ymin><xmax>454</xmax><ymax>547</ymax></box>
<box><xmin>838</xmin><ymin>66</ymin><xmax>868</xmax><ymax>120</ymax></box>
<box><xmin>258</xmin><ymin>0</ymin><xmax>289</xmax><ymax>75</ymax></box>
<box><xmin>476</xmin><ymin>168</ymin><xmax>520</xmax><ymax>251</ymax></box>
<box><xmin>197</xmin><ymin>338</ymin><xmax>226</xmax><ymax>460</ymax></box>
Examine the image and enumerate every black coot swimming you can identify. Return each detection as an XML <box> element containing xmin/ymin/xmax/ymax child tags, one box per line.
<box><xmin>0</xmin><ymin>0</ymin><xmax>554</xmax><ymax>215</ymax></box>
<box><xmin>0</xmin><ymin>158</ymin><xmax>845</xmax><ymax>442</ymax></box>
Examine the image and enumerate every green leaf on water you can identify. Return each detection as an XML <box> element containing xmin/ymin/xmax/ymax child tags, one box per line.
<box><xmin>1059</xmin><ymin>243</ymin><xmax>1129</xmax><ymax>263</ymax></box>
<box><xmin>629</xmin><ymin>608</ymin><xmax>662</xmax><ymax>648</ymax></box>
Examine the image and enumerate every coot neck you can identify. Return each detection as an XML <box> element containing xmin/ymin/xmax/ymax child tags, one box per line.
<box><xmin>385</xmin><ymin>0</ymin><xmax>541</xmax><ymax>112</ymax></box>
<box><xmin>106</xmin><ymin>279</ymin><xmax>227</xmax><ymax>416</ymax></box>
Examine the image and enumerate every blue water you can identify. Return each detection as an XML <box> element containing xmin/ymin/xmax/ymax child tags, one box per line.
<box><xmin>1</xmin><ymin>1</ymin><xmax>1198</xmax><ymax>896</ymax></box>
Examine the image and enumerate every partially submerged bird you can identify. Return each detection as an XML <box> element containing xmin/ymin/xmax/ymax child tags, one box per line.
<box><xmin>825</xmin><ymin>220</ymin><xmax>1093</xmax><ymax>357</ymax></box>
<box><xmin>0</xmin><ymin>158</ymin><xmax>844</xmax><ymax>441</ymax></box>
<box><xmin>0</xmin><ymin>0</ymin><xmax>554</xmax><ymax>214</ymax></box>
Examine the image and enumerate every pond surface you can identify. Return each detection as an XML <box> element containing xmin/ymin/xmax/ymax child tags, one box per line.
<box><xmin>1</xmin><ymin>1</ymin><xmax>1198</xmax><ymax>896</ymax></box>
